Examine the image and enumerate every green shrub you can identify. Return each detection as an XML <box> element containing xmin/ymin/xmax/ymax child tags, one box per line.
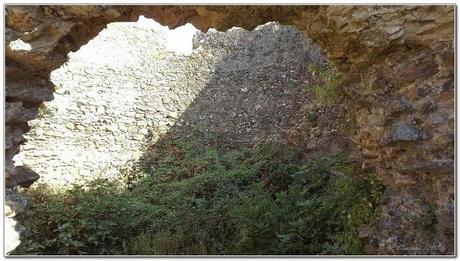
<box><xmin>13</xmin><ymin>140</ymin><xmax>383</xmax><ymax>255</ymax></box>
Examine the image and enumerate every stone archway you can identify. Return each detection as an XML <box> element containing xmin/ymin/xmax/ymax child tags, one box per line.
<box><xmin>5</xmin><ymin>5</ymin><xmax>454</xmax><ymax>255</ymax></box>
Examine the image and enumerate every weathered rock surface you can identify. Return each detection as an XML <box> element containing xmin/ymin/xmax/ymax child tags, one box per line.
<box><xmin>6</xmin><ymin>102</ymin><xmax>38</xmax><ymax>124</ymax></box>
<box><xmin>6</xmin><ymin>76</ymin><xmax>54</xmax><ymax>104</ymax></box>
<box><xmin>5</xmin><ymin>5</ymin><xmax>454</xmax><ymax>255</ymax></box>
<box><xmin>5</xmin><ymin>189</ymin><xmax>28</xmax><ymax>255</ymax></box>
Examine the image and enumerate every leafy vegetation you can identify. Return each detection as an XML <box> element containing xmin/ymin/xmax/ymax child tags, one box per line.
<box><xmin>418</xmin><ymin>203</ymin><xmax>438</xmax><ymax>234</ymax></box>
<box><xmin>306</xmin><ymin>63</ymin><xmax>358</xmax><ymax>136</ymax></box>
<box><xmin>38</xmin><ymin>103</ymin><xmax>52</xmax><ymax>118</ymax></box>
<box><xmin>13</xmin><ymin>139</ymin><xmax>383</xmax><ymax>255</ymax></box>
<box><xmin>308</xmin><ymin>63</ymin><xmax>343</xmax><ymax>106</ymax></box>
<box><xmin>339</xmin><ymin>107</ymin><xmax>358</xmax><ymax>136</ymax></box>
<box><xmin>306</xmin><ymin>112</ymin><xmax>318</xmax><ymax>125</ymax></box>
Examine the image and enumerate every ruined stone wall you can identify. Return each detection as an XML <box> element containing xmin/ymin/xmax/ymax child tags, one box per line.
<box><xmin>14</xmin><ymin>21</ymin><xmax>324</xmax><ymax>187</ymax></box>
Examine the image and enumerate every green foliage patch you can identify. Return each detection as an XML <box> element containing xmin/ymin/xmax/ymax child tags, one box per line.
<box><xmin>418</xmin><ymin>203</ymin><xmax>438</xmax><ymax>234</ymax></box>
<box><xmin>308</xmin><ymin>64</ymin><xmax>343</xmax><ymax>106</ymax></box>
<box><xmin>13</xmin><ymin>139</ymin><xmax>383</xmax><ymax>255</ymax></box>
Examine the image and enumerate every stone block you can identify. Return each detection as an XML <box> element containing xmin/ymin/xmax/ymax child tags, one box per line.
<box><xmin>389</xmin><ymin>122</ymin><xmax>431</xmax><ymax>142</ymax></box>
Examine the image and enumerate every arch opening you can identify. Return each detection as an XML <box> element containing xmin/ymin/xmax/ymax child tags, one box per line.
<box><xmin>8</xmin><ymin>16</ymin><xmax>374</xmax><ymax>255</ymax></box>
<box><xmin>5</xmin><ymin>6</ymin><xmax>454</xmax><ymax>256</ymax></box>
